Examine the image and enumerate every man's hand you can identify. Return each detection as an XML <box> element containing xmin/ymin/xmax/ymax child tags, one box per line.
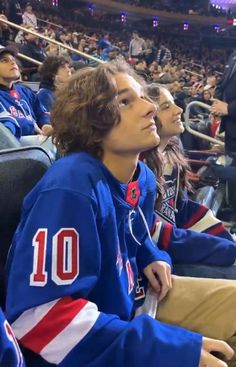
<box><xmin>41</xmin><ymin>124</ymin><xmax>53</xmax><ymax>136</ymax></box>
<box><xmin>211</xmin><ymin>99</ymin><xmax>228</xmax><ymax>116</ymax></box>
<box><xmin>143</xmin><ymin>261</ymin><xmax>172</xmax><ymax>301</ymax></box>
<box><xmin>199</xmin><ymin>337</ymin><xmax>234</xmax><ymax>367</ymax></box>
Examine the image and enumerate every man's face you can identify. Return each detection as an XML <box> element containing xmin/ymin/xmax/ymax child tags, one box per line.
<box><xmin>55</xmin><ymin>64</ymin><xmax>71</xmax><ymax>86</ymax></box>
<box><xmin>0</xmin><ymin>53</ymin><xmax>20</xmax><ymax>81</ymax></box>
<box><xmin>102</xmin><ymin>73</ymin><xmax>159</xmax><ymax>156</ymax></box>
<box><xmin>25</xmin><ymin>5</ymin><xmax>33</xmax><ymax>13</ymax></box>
<box><xmin>25</xmin><ymin>30</ymin><xmax>38</xmax><ymax>42</ymax></box>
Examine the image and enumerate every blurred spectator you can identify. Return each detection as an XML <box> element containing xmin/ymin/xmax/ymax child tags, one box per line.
<box><xmin>0</xmin><ymin>15</ymin><xmax>10</xmax><ymax>46</ymax></box>
<box><xmin>213</xmin><ymin>50</ymin><xmax>236</xmax><ymax>154</ymax></box>
<box><xmin>134</xmin><ymin>59</ymin><xmax>149</xmax><ymax>80</ymax></box>
<box><xmin>58</xmin><ymin>31</ymin><xmax>73</xmax><ymax>57</ymax></box>
<box><xmin>201</xmin><ymin>89</ymin><xmax>213</xmax><ymax>106</ymax></box>
<box><xmin>98</xmin><ymin>32</ymin><xmax>112</xmax><ymax>52</ymax></box>
<box><xmin>0</xmin><ymin>45</ymin><xmax>50</xmax><ymax>139</ymax></box>
<box><xmin>22</xmin><ymin>3</ymin><xmax>37</xmax><ymax>29</ymax></box>
<box><xmin>20</xmin><ymin>27</ymin><xmax>46</xmax><ymax>79</ymax></box>
<box><xmin>45</xmin><ymin>43</ymin><xmax>59</xmax><ymax>57</ymax></box>
<box><xmin>78</xmin><ymin>38</ymin><xmax>87</xmax><ymax>53</ymax></box>
<box><xmin>37</xmin><ymin>55</ymin><xmax>71</xmax><ymax>113</ymax></box>
<box><xmin>144</xmin><ymin>39</ymin><xmax>157</xmax><ymax>65</ymax></box>
<box><xmin>6</xmin><ymin>0</ymin><xmax>22</xmax><ymax>26</ymax></box>
<box><xmin>157</xmin><ymin>44</ymin><xmax>172</xmax><ymax>65</ymax></box>
<box><xmin>129</xmin><ymin>30</ymin><xmax>146</xmax><ymax>59</ymax></box>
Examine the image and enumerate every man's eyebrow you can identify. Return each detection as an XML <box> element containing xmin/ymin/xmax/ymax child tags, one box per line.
<box><xmin>117</xmin><ymin>87</ymin><xmax>143</xmax><ymax>96</ymax></box>
<box><xmin>117</xmin><ymin>88</ymin><xmax>130</xmax><ymax>96</ymax></box>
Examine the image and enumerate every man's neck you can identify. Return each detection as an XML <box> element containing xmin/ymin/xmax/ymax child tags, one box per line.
<box><xmin>0</xmin><ymin>78</ymin><xmax>13</xmax><ymax>89</ymax></box>
<box><xmin>102</xmin><ymin>152</ymin><xmax>139</xmax><ymax>183</ymax></box>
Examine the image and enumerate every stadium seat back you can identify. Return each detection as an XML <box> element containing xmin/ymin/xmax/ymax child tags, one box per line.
<box><xmin>0</xmin><ymin>146</ymin><xmax>52</xmax><ymax>309</ymax></box>
<box><xmin>0</xmin><ymin>124</ymin><xmax>21</xmax><ymax>150</ymax></box>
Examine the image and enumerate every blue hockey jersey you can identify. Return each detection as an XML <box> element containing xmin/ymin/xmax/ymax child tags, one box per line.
<box><xmin>37</xmin><ymin>87</ymin><xmax>55</xmax><ymax>114</ymax></box>
<box><xmin>153</xmin><ymin>162</ymin><xmax>236</xmax><ymax>266</ymax></box>
<box><xmin>6</xmin><ymin>152</ymin><xmax>202</xmax><ymax>367</ymax></box>
<box><xmin>0</xmin><ymin>83</ymin><xmax>50</xmax><ymax>139</ymax></box>
<box><xmin>0</xmin><ymin>308</ymin><xmax>25</xmax><ymax>367</ymax></box>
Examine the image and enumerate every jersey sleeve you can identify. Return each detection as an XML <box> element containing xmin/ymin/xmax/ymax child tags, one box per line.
<box><xmin>0</xmin><ymin>108</ymin><xmax>21</xmax><ymax>138</ymax></box>
<box><xmin>32</xmin><ymin>93</ymin><xmax>51</xmax><ymax>126</ymax></box>
<box><xmin>36</xmin><ymin>90</ymin><xmax>54</xmax><ymax>115</ymax></box>
<box><xmin>24</xmin><ymin>87</ymin><xmax>50</xmax><ymax>127</ymax></box>
<box><xmin>152</xmin><ymin>217</ymin><xmax>236</xmax><ymax>266</ymax></box>
<box><xmin>6</xmin><ymin>188</ymin><xmax>202</xmax><ymax>367</ymax></box>
<box><xmin>136</xmin><ymin>230</ymin><xmax>172</xmax><ymax>271</ymax></box>
<box><xmin>0</xmin><ymin>308</ymin><xmax>25</xmax><ymax>367</ymax></box>
<box><xmin>176</xmin><ymin>197</ymin><xmax>234</xmax><ymax>241</ymax></box>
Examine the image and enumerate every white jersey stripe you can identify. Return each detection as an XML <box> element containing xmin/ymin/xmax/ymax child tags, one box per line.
<box><xmin>152</xmin><ymin>221</ymin><xmax>162</xmax><ymax>243</ymax></box>
<box><xmin>12</xmin><ymin>299</ymin><xmax>59</xmax><ymax>339</ymax></box>
<box><xmin>187</xmin><ymin>209</ymin><xmax>220</xmax><ymax>233</ymax></box>
<box><xmin>40</xmin><ymin>301</ymin><xmax>100</xmax><ymax>364</ymax></box>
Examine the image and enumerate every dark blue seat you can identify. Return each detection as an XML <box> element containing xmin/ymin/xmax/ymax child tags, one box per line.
<box><xmin>0</xmin><ymin>146</ymin><xmax>51</xmax><ymax>309</ymax></box>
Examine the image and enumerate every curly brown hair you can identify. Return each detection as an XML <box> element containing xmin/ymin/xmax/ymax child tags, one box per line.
<box><xmin>51</xmin><ymin>60</ymin><xmax>146</xmax><ymax>157</ymax></box>
<box><xmin>39</xmin><ymin>56</ymin><xmax>69</xmax><ymax>89</ymax></box>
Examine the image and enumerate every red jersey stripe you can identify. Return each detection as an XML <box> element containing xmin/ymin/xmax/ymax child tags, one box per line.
<box><xmin>20</xmin><ymin>297</ymin><xmax>88</xmax><ymax>353</ymax></box>
<box><xmin>182</xmin><ymin>206</ymin><xmax>208</xmax><ymax>229</ymax></box>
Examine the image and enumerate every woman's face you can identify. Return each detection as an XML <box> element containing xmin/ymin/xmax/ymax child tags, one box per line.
<box><xmin>157</xmin><ymin>88</ymin><xmax>184</xmax><ymax>139</ymax></box>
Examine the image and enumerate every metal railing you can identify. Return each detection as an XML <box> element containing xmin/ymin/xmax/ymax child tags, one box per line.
<box><xmin>36</xmin><ymin>17</ymin><xmax>98</xmax><ymax>42</ymax></box>
<box><xmin>184</xmin><ymin>100</ymin><xmax>224</xmax><ymax>147</ymax></box>
<box><xmin>0</xmin><ymin>18</ymin><xmax>104</xmax><ymax>65</ymax></box>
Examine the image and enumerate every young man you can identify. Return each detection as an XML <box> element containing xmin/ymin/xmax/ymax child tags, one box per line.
<box><xmin>0</xmin><ymin>45</ymin><xmax>56</xmax><ymax>158</ymax></box>
<box><xmin>37</xmin><ymin>55</ymin><xmax>71</xmax><ymax>114</ymax></box>
<box><xmin>6</xmin><ymin>61</ymin><xmax>236</xmax><ymax>367</ymax></box>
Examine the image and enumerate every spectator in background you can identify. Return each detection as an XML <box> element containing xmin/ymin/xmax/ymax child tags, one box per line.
<box><xmin>204</xmin><ymin>75</ymin><xmax>216</xmax><ymax>98</ymax></box>
<box><xmin>201</xmin><ymin>88</ymin><xmax>213</xmax><ymax>106</ymax></box>
<box><xmin>0</xmin><ymin>45</ymin><xmax>50</xmax><ymax>139</ymax></box>
<box><xmin>7</xmin><ymin>0</ymin><xmax>22</xmax><ymax>26</ymax></box>
<box><xmin>157</xmin><ymin>44</ymin><xmax>172</xmax><ymax>66</ymax></box>
<box><xmin>22</xmin><ymin>3</ymin><xmax>37</xmax><ymax>29</ymax></box>
<box><xmin>45</xmin><ymin>43</ymin><xmax>59</xmax><ymax>57</ymax></box>
<box><xmin>78</xmin><ymin>38</ymin><xmax>87</xmax><ymax>53</ymax></box>
<box><xmin>37</xmin><ymin>55</ymin><xmax>71</xmax><ymax>113</ymax></box>
<box><xmin>144</xmin><ymin>39</ymin><xmax>157</xmax><ymax>66</ymax></box>
<box><xmin>0</xmin><ymin>45</ymin><xmax>56</xmax><ymax>158</ymax></box>
<box><xmin>97</xmin><ymin>32</ymin><xmax>112</xmax><ymax>53</ymax></box>
<box><xmin>213</xmin><ymin>50</ymin><xmax>236</xmax><ymax>154</ymax></box>
<box><xmin>57</xmin><ymin>31</ymin><xmax>73</xmax><ymax>57</ymax></box>
<box><xmin>20</xmin><ymin>27</ymin><xmax>46</xmax><ymax>79</ymax></box>
<box><xmin>0</xmin><ymin>14</ymin><xmax>10</xmax><ymax>46</ymax></box>
<box><xmin>129</xmin><ymin>30</ymin><xmax>146</xmax><ymax>60</ymax></box>
<box><xmin>134</xmin><ymin>59</ymin><xmax>150</xmax><ymax>81</ymax></box>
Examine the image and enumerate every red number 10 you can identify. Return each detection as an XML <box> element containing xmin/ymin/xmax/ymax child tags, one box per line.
<box><xmin>30</xmin><ymin>228</ymin><xmax>79</xmax><ymax>286</ymax></box>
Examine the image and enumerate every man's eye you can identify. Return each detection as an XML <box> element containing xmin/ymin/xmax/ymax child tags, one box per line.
<box><xmin>119</xmin><ymin>98</ymin><xmax>130</xmax><ymax>107</ymax></box>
